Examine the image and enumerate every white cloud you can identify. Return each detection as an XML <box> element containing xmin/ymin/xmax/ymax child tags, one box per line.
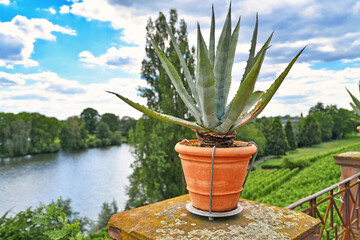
<box><xmin>0</xmin><ymin>0</ymin><xmax>9</xmax><ymax>5</ymax></box>
<box><xmin>257</xmin><ymin>62</ymin><xmax>360</xmax><ymax>117</ymax></box>
<box><xmin>0</xmin><ymin>15</ymin><xmax>76</xmax><ymax>67</ymax></box>
<box><xmin>0</xmin><ymin>71</ymin><xmax>147</xmax><ymax>120</ymax></box>
<box><xmin>233</xmin><ymin>0</ymin><xmax>314</xmax><ymax>16</ymax></box>
<box><xmin>48</xmin><ymin>7</ymin><xmax>56</xmax><ymax>15</ymax></box>
<box><xmin>79</xmin><ymin>46</ymin><xmax>144</xmax><ymax>72</ymax></box>
<box><xmin>59</xmin><ymin>5</ymin><xmax>70</xmax><ymax>14</ymax></box>
<box><xmin>69</xmin><ymin>0</ymin><xmax>149</xmax><ymax>45</ymax></box>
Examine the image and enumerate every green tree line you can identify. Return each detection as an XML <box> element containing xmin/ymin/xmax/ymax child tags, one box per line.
<box><xmin>0</xmin><ymin>109</ymin><xmax>136</xmax><ymax>158</ymax></box>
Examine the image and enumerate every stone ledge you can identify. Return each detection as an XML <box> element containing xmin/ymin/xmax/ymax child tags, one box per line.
<box><xmin>334</xmin><ymin>151</ymin><xmax>360</xmax><ymax>167</ymax></box>
<box><xmin>108</xmin><ymin>194</ymin><xmax>320</xmax><ymax>240</ymax></box>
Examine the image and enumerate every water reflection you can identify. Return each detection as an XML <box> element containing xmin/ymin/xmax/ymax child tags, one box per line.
<box><xmin>0</xmin><ymin>144</ymin><xmax>134</xmax><ymax>221</ymax></box>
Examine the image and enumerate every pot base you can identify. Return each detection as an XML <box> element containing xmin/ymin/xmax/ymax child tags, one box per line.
<box><xmin>186</xmin><ymin>203</ymin><xmax>243</xmax><ymax>220</ymax></box>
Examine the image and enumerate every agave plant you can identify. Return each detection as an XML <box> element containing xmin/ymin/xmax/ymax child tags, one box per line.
<box><xmin>346</xmin><ymin>81</ymin><xmax>360</xmax><ymax>117</ymax></box>
<box><xmin>109</xmin><ymin>5</ymin><xmax>305</xmax><ymax>147</ymax></box>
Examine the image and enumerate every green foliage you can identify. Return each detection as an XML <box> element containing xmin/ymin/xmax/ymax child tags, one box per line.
<box><xmin>17</xmin><ymin>112</ymin><xmax>61</xmax><ymax>154</ymax></box>
<box><xmin>256</xmin><ymin>142</ymin><xmax>360</xmax><ymax>207</ymax></box>
<box><xmin>87</xmin><ymin>227</ymin><xmax>109</xmax><ymax>240</ymax></box>
<box><xmin>265</xmin><ymin>117</ymin><xmax>289</xmax><ymax>156</ymax></box>
<box><xmin>242</xmin><ymin>168</ymin><xmax>299</xmax><ymax>200</ymax></box>
<box><xmin>4</xmin><ymin>119</ymin><xmax>31</xmax><ymax>156</ymax></box>
<box><xmin>308</xmin><ymin>102</ymin><xmax>326</xmax><ymax>114</ymax></box>
<box><xmin>126</xmin><ymin>118</ymin><xmax>194</xmax><ymax>209</ymax></box>
<box><xmin>120</xmin><ymin>116</ymin><xmax>136</xmax><ymax>140</ymax></box>
<box><xmin>0</xmin><ymin>198</ymin><xmax>87</xmax><ymax>240</ymax></box>
<box><xmin>100</xmin><ymin>113</ymin><xmax>120</xmax><ymax>132</ymax></box>
<box><xmin>285</xmin><ymin>120</ymin><xmax>296</xmax><ymax>150</ymax></box>
<box><xmin>91</xmin><ymin>200</ymin><xmax>118</xmax><ymax>232</ymax></box>
<box><xmin>32</xmin><ymin>199</ymin><xmax>85</xmax><ymax>240</ymax></box>
<box><xmin>80</xmin><ymin>108</ymin><xmax>100</xmax><ymax>135</ymax></box>
<box><xmin>95</xmin><ymin>121</ymin><xmax>112</xmax><ymax>146</ymax></box>
<box><xmin>235</xmin><ymin>122</ymin><xmax>266</xmax><ymax>156</ymax></box>
<box><xmin>127</xmin><ymin>127</ymin><xmax>135</xmax><ymax>145</ymax></box>
<box><xmin>325</xmin><ymin>105</ymin><xmax>356</xmax><ymax>139</ymax></box>
<box><xmin>298</xmin><ymin>115</ymin><xmax>321</xmax><ymax>147</ymax></box>
<box><xmin>125</xmin><ymin>9</ymin><xmax>196</xmax><ymax>209</ymax></box>
<box><xmin>60</xmin><ymin>116</ymin><xmax>88</xmax><ymax>150</ymax></box>
<box><xmin>111</xmin><ymin>131</ymin><xmax>122</xmax><ymax>145</ymax></box>
<box><xmin>312</xmin><ymin>111</ymin><xmax>334</xmax><ymax>141</ymax></box>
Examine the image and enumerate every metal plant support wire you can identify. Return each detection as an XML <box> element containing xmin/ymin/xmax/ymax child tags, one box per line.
<box><xmin>185</xmin><ymin>140</ymin><xmax>258</xmax><ymax>220</ymax></box>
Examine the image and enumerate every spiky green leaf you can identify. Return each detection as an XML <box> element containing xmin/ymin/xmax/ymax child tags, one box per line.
<box><xmin>350</xmin><ymin>102</ymin><xmax>360</xmax><ymax>116</ymax></box>
<box><xmin>165</xmin><ymin>23</ymin><xmax>200</xmax><ymax>107</ymax></box>
<box><xmin>107</xmin><ymin>91</ymin><xmax>205</xmax><ymax>131</ymax></box>
<box><xmin>214</xmin><ymin>5</ymin><xmax>232</xmax><ymax>119</ymax></box>
<box><xmin>213</xmin><ymin>47</ymin><xmax>268</xmax><ymax>133</ymax></box>
<box><xmin>150</xmin><ymin>38</ymin><xmax>203</xmax><ymax>124</ymax></box>
<box><xmin>230</xmin><ymin>46</ymin><xmax>306</xmax><ymax>132</ymax></box>
<box><xmin>346</xmin><ymin>88</ymin><xmax>360</xmax><ymax>110</ymax></box>
<box><xmin>239</xmin><ymin>90</ymin><xmax>264</xmax><ymax>115</ymax></box>
<box><xmin>224</xmin><ymin>32</ymin><xmax>273</xmax><ymax>113</ymax></box>
<box><xmin>254</xmin><ymin>32</ymin><xmax>274</xmax><ymax>64</ymax></box>
<box><xmin>241</xmin><ymin>14</ymin><xmax>258</xmax><ymax>84</ymax></box>
<box><xmin>223</xmin><ymin>17</ymin><xmax>241</xmax><ymax>107</ymax></box>
<box><xmin>221</xmin><ymin>91</ymin><xmax>263</xmax><ymax>122</ymax></box>
<box><xmin>196</xmin><ymin>24</ymin><xmax>219</xmax><ymax>128</ymax></box>
<box><xmin>209</xmin><ymin>5</ymin><xmax>215</xmax><ymax>67</ymax></box>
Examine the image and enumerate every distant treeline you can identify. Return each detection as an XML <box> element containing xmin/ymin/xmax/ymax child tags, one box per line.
<box><xmin>235</xmin><ymin>102</ymin><xmax>357</xmax><ymax>157</ymax></box>
<box><xmin>0</xmin><ymin>108</ymin><xmax>136</xmax><ymax>158</ymax></box>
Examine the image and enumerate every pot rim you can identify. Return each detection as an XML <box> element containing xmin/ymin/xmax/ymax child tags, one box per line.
<box><xmin>175</xmin><ymin>140</ymin><xmax>257</xmax><ymax>157</ymax></box>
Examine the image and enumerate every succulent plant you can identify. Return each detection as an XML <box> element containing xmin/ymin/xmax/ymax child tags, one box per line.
<box><xmin>109</xmin><ymin>5</ymin><xmax>305</xmax><ymax>147</ymax></box>
<box><xmin>346</xmin><ymin>81</ymin><xmax>360</xmax><ymax>117</ymax></box>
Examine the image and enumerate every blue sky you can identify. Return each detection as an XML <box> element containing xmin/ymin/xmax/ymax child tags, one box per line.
<box><xmin>1</xmin><ymin>0</ymin><xmax>360</xmax><ymax>120</ymax></box>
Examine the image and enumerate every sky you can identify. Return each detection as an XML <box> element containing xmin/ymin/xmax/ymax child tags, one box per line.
<box><xmin>1</xmin><ymin>0</ymin><xmax>360</xmax><ymax>120</ymax></box>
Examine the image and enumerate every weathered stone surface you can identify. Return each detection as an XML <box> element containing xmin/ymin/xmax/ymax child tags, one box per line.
<box><xmin>108</xmin><ymin>195</ymin><xmax>320</xmax><ymax>240</ymax></box>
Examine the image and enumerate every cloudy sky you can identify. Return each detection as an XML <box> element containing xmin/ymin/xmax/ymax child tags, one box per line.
<box><xmin>1</xmin><ymin>0</ymin><xmax>360</xmax><ymax>120</ymax></box>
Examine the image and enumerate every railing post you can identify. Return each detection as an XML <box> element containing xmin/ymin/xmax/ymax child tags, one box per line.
<box><xmin>334</xmin><ymin>152</ymin><xmax>360</xmax><ymax>239</ymax></box>
<box><xmin>344</xmin><ymin>181</ymin><xmax>351</xmax><ymax>240</ymax></box>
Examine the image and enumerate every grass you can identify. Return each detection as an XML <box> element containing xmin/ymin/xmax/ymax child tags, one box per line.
<box><xmin>257</xmin><ymin>158</ymin><xmax>283</xmax><ymax>169</ymax></box>
<box><xmin>257</xmin><ymin>134</ymin><xmax>360</xmax><ymax>169</ymax></box>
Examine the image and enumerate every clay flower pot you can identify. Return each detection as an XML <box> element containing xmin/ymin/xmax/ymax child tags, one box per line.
<box><xmin>357</xmin><ymin>126</ymin><xmax>360</xmax><ymax>133</ymax></box>
<box><xmin>175</xmin><ymin>140</ymin><xmax>257</xmax><ymax>212</ymax></box>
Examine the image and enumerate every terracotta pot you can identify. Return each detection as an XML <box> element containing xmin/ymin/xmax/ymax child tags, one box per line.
<box><xmin>175</xmin><ymin>140</ymin><xmax>257</xmax><ymax>212</ymax></box>
<box><xmin>357</xmin><ymin>126</ymin><xmax>360</xmax><ymax>132</ymax></box>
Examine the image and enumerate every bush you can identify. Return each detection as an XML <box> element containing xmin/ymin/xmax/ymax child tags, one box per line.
<box><xmin>0</xmin><ymin>198</ymin><xmax>88</xmax><ymax>240</ymax></box>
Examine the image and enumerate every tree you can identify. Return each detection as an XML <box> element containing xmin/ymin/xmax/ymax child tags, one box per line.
<box><xmin>2</xmin><ymin>119</ymin><xmax>31</xmax><ymax>156</ymax></box>
<box><xmin>59</xmin><ymin>116</ymin><xmax>87</xmax><ymax>150</ymax></box>
<box><xmin>111</xmin><ymin>131</ymin><xmax>122</xmax><ymax>145</ymax></box>
<box><xmin>265</xmin><ymin>117</ymin><xmax>289</xmax><ymax>156</ymax></box>
<box><xmin>17</xmin><ymin>112</ymin><xmax>61</xmax><ymax>154</ymax></box>
<box><xmin>101</xmin><ymin>113</ymin><xmax>120</xmax><ymax>132</ymax></box>
<box><xmin>119</xmin><ymin>116</ymin><xmax>136</xmax><ymax>139</ymax></box>
<box><xmin>325</xmin><ymin>105</ymin><xmax>356</xmax><ymax>139</ymax></box>
<box><xmin>91</xmin><ymin>200</ymin><xmax>118</xmax><ymax>232</ymax></box>
<box><xmin>126</xmin><ymin>9</ymin><xmax>195</xmax><ymax>209</ymax></box>
<box><xmin>236</xmin><ymin>122</ymin><xmax>267</xmax><ymax>157</ymax></box>
<box><xmin>298</xmin><ymin>115</ymin><xmax>321</xmax><ymax>147</ymax></box>
<box><xmin>95</xmin><ymin>121</ymin><xmax>112</xmax><ymax>146</ymax></box>
<box><xmin>285</xmin><ymin>119</ymin><xmax>296</xmax><ymax>150</ymax></box>
<box><xmin>312</xmin><ymin>112</ymin><xmax>334</xmax><ymax>141</ymax></box>
<box><xmin>80</xmin><ymin>108</ymin><xmax>100</xmax><ymax>134</ymax></box>
<box><xmin>308</xmin><ymin>102</ymin><xmax>325</xmax><ymax>114</ymax></box>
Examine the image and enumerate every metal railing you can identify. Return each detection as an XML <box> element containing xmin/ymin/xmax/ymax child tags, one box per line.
<box><xmin>286</xmin><ymin>172</ymin><xmax>360</xmax><ymax>240</ymax></box>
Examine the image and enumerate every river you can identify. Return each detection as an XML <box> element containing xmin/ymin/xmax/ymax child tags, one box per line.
<box><xmin>0</xmin><ymin>144</ymin><xmax>135</xmax><ymax>222</ymax></box>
